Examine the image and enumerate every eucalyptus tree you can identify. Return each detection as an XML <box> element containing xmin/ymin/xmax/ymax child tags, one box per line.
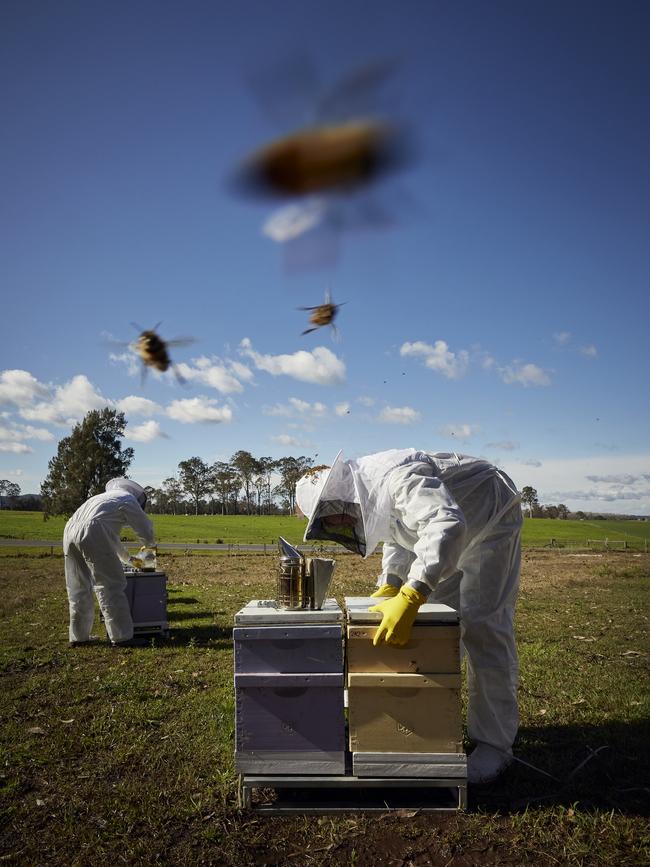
<box><xmin>41</xmin><ymin>409</ymin><xmax>133</xmax><ymax>517</ymax></box>
<box><xmin>275</xmin><ymin>456</ymin><xmax>314</xmax><ymax>514</ymax></box>
<box><xmin>211</xmin><ymin>461</ymin><xmax>241</xmax><ymax>515</ymax></box>
<box><xmin>177</xmin><ymin>458</ymin><xmax>213</xmax><ymax>515</ymax></box>
<box><xmin>230</xmin><ymin>450</ymin><xmax>262</xmax><ymax>515</ymax></box>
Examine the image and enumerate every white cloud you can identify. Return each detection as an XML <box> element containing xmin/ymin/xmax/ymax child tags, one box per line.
<box><xmin>20</xmin><ymin>375</ymin><xmax>112</xmax><ymax>426</ymax></box>
<box><xmin>166</xmin><ymin>397</ymin><xmax>233</xmax><ymax>424</ymax></box>
<box><xmin>501</xmin><ymin>454</ymin><xmax>650</xmax><ymax>513</ymax></box>
<box><xmin>109</xmin><ymin>351</ymin><xmax>141</xmax><ymax>378</ymax></box>
<box><xmin>126</xmin><ymin>420</ymin><xmax>168</xmax><ymax>442</ymax></box>
<box><xmin>239</xmin><ymin>338</ymin><xmax>346</xmax><ymax>385</ymax></box>
<box><xmin>379</xmin><ymin>406</ymin><xmax>421</xmax><ymax>425</ymax></box>
<box><xmin>116</xmin><ymin>396</ymin><xmax>162</xmax><ymax>416</ymax></box>
<box><xmin>485</xmin><ymin>441</ymin><xmax>519</xmax><ymax>451</ymax></box>
<box><xmin>440</xmin><ymin>423</ymin><xmax>478</xmax><ymax>440</ymax></box>
<box><xmin>521</xmin><ymin>458</ymin><xmax>543</xmax><ymax>467</ymax></box>
<box><xmin>0</xmin><ymin>370</ymin><xmax>50</xmax><ymax>407</ymax></box>
<box><xmin>271</xmin><ymin>433</ymin><xmax>310</xmax><ymax>447</ymax></box>
<box><xmin>580</xmin><ymin>344</ymin><xmax>597</xmax><ymax>358</ymax></box>
<box><xmin>357</xmin><ymin>395</ymin><xmax>375</xmax><ymax>407</ymax></box>
<box><xmin>263</xmin><ymin>403</ymin><xmax>293</xmax><ymax>417</ymax></box>
<box><xmin>335</xmin><ymin>402</ymin><xmax>351</xmax><ymax>416</ymax></box>
<box><xmin>499</xmin><ymin>362</ymin><xmax>551</xmax><ymax>387</ymax></box>
<box><xmin>175</xmin><ymin>356</ymin><xmax>251</xmax><ymax>394</ymax></box>
<box><xmin>0</xmin><ymin>423</ymin><xmax>54</xmax><ymax>444</ymax></box>
<box><xmin>400</xmin><ymin>340</ymin><xmax>469</xmax><ymax>380</ymax></box>
<box><xmin>228</xmin><ymin>361</ymin><xmax>255</xmax><ymax>383</ymax></box>
<box><xmin>0</xmin><ymin>442</ymin><xmax>31</xmax><ymax>454</ymax></box>
<box><xmin>481</xmin><ymin>354</ymin><xmax>496</xmax><ymax>370</ymax></box>
<box><xmin>553</xmin><ymin>331</ymin><xmax>571</xmax><ymax>346</ymax></box>
<box><xmin>585</xmin><ymin>473</ymin><xmax>650</xmax><ymax>485</ymax></box>
<box><xmin>263</xmin><ymin>398</ymin><xmax>329</xmax><ymax>419</ymax></box>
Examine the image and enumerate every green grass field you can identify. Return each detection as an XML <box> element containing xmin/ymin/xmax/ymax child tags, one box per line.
<box><xmin>1</xmin><ymin>511</ymin><xmax>649</xmax><ymax>550</ymax></box>
<box><xmin>0</xmin><ymin>550</ymin><xmax>648</xmax><ymax>865</ymax></box>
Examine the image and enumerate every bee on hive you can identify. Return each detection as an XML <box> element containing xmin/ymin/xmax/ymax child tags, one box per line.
<box><xmin>298</xmin><ymin>290</ymin><xmax>346</xmax><ymax>337</ymax></box>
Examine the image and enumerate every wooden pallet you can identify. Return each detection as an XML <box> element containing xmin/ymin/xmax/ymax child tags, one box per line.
<box><xmin>238</xmin><ymin>773</ymin><xmax>467</xmax><ymax>813</ymax></box>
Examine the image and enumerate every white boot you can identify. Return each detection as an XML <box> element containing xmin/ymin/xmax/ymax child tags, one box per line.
<box><xmin>467</xmin><ymin>743</ymin><xmax>513</xmax><ymax>784</ymax></box>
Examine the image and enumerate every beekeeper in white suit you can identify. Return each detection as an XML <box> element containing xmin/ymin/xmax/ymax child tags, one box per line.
<box><xmin>295</xmin><ymin>449</ymin><xmax>522</xmax><ymax>785</ymax></box>
<box><xmin>63</xmin><ymin>478</ymin><xmax>156</xmax><ymax>648</ymax></box>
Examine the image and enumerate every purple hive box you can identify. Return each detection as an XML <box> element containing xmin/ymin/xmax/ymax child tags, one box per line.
<box><xmin>234</xmin><ymin>625</ymin><xmax>343</xmax><ymax>674</ymax></box>
<box><xmin>124</xmin><ymin>571</ymin><xmax>168</xmax><ymax>634</ymax></box>
<box><xmin>234</xmin><ymin>600</ymin><xmax>345</xmax><ymax>774</ymax></box>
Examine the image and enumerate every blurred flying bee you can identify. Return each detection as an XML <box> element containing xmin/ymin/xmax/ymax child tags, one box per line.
<box><xmin>231</xmin><ymin>58</ymin><xmax>412</xmax><ymax>269</ymax></box>
<box><xmin>239</xmin><ymin>118</ymin><xmax>402</xmax><ymax>199</ymax></box>
<box><xmin>234</xmin><ymin>58</ymin><xmax>408</xmax><ymax>199</ymax></box>
<box><xmin>298</xmin><ymin>290</ymin><xmax>346</xmax><ymax>337</ymax></box>
<box><xmin>129</xmin><ymin>323</ymin><xmax>194</xmax><ymax>384</ymax></box>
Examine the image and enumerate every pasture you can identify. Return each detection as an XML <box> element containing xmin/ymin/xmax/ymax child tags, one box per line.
<box><xmin>0</xmin><ymin>548</ymin><xmax>648</xmax><ymax>865</ymax></box>
<box><xmin>1</xmin><ymin>511</ymin><xmax>650</xmax><ymax>550</ymax></box>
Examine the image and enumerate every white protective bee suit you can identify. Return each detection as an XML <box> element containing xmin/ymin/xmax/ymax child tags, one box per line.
<box><xmin>296</xmin><ymin>449</ymin><xmax>522</xmax><ymax>783</ymax></box>
<box><xmin>63</xmin><ymin>478</ymin><xmax>155</xmax><ymax>644</ymax></box>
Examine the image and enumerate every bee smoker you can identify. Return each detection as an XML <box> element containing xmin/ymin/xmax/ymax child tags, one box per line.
<box><xmin>277</xmin><ymin>537</ymin><xmax>336</xmax><ymax>610</ymax></box>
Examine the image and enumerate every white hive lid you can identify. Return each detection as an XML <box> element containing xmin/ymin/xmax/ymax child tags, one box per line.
<box><xmin>344</xmin><ymin>596</ymin><xmax>459</xmax><ymax>624</ymax></box>
<box><xmin>234</xmin><ymin>597</ymin><xmax>343</xmax><ymax>625</ymax></box>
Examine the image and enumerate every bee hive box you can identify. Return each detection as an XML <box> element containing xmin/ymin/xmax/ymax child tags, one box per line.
<box><xmin>347</xmin><ymin>672</ymin><xmax>463</xmax><ymax>755</ymax></box>
<box><xmin>345</xmin><ymin>597</ymin><xmax>464</xmax><ymax>778</ymax></box>
<box><xmin>347</xmin><ymin>625</ymin><xmax>460</xmax><ymax>674</ymax></box>
<box><xmin>234</xmin><ymin>601</ymin><xmax>345</xmax><ymax>775</ymax></box>
<box><xmin>122</xmin><ymin>571</ymin><xmax>168</xmax><ymax>634</ymax></box>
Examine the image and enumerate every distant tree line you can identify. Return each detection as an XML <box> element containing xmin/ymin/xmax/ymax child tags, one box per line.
<box><xmin>145</xmin><ymin>451</ymin><xmax>315</xmax><ymax>516</ymax></box>
<box><xmin>35</xmin><ymin>408</ymin><xmax>317</xmax><ymax>518</ymax></box>
<box><xmin>6</xmin><ymin>410</ymin><xmax>644</xmax><ymax>520</ymax></box>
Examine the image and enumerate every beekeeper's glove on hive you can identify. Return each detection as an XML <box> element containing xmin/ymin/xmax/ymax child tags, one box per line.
<box><xmin>369</xmin><ymin>585</ymin><xmax>427</xmax><ymax>646</ymax></box>
<box><xmin>370</xmin><ymin>582</ymin><xmax>400</xmax><ymax>598</ymax></box>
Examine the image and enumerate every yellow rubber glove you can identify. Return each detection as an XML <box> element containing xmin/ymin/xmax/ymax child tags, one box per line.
<box><xmin>369</xmin><ymin>585</ymin><xmax>427</xmax><ymax>647</ymax></box>
<box><xmin>370</xmin><ymin>583</ymin><xmax>400</xmax><ymax>598</ymax></box>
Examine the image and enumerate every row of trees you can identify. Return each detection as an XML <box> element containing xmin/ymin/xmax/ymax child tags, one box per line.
<box><xmin>521</xmin><ymin>486</ymin><xmax>571</xmax><ymax>519</ymax></box>
<box><xmin>39</xmin><ymin>408</ymin><xmax>317</xmax><ymax>518</ymax></box>
<box><xmin>147</xmin><ymin>452</ymin><xmax>315</xmax><ymax>516</ymax></box>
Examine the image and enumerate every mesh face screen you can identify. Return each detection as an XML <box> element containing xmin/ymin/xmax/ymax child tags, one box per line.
<box><xmin>304</xmin><ymin>499</ymin><xmax>366</xmax><ymax>556</ymax></box>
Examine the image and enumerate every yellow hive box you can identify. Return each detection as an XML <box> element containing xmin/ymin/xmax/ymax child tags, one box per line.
<box><xmin>347</xmin><ymin>625</ymin><xmax>460</xmax><ymax>674</ymax></box>
<box><xmin>348</xmin><ymin>672</ymin><xmax>463</xmax><ymax>754</ymax></box>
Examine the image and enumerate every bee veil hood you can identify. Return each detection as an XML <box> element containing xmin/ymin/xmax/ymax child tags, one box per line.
<box><xmin>297</xmin><ymin>448</ymin><xmax>427</xmax><ymax>557</ymax></box>
<box><xmin>105</xmin><ymin>478</ymin><xmax>147</xmax><ymax>507</ymax></box>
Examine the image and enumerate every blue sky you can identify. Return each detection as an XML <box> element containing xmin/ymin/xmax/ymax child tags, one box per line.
<box><xmin>1</xmin><ymin>1</ymin><xmax>648</xmax><ymax>514</ymax></box>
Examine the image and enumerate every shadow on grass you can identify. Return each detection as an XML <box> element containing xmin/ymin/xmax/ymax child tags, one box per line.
<box><xmin>471</xmin><ymin>720</ymin><xmax>650</xmax><ymax>816</ymax></box>
<box><xmin>157</xmin><ymin>624</ymin><xmax>234</xmax><ymax>647</ymax></box>
<box><xmin>166</xmin><ymin>596</ymin><xmax>201</xmax><ymax>605</ymax></box>
<box><xmin>167</xmin><ymin>610</ymin><xmax>219</xmax><ymax>622</ymax></box>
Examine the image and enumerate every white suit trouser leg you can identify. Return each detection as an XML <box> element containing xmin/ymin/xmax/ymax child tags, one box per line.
<box><xmin>432</xmin><ymin>503</ymin><xmax>522</xmax><ymax>753</ymax></box>
<box><xmin>77</xmin><ymin>539</ymin><xmax>134</xmax><ymax>643</ymax></box>
<box><xmin>64</xmin><ymin>543</ymin><xmax>97</xmax><ymax>643</ymax></box>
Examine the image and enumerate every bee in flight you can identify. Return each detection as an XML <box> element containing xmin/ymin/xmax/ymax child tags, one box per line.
<box><xmin>239</xmin><ymin>118</ymin><xmax>401</xmax><ymax>199</ymax></box>
<box><xmin>130</xmin><ymin>323</ymin><xmax>194</xmax><ymax>384</ymax></box>
<box><xmin>298</xmin><ymin>290</ymin><xmax>346</xmax><ymax>337</ymax></box>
